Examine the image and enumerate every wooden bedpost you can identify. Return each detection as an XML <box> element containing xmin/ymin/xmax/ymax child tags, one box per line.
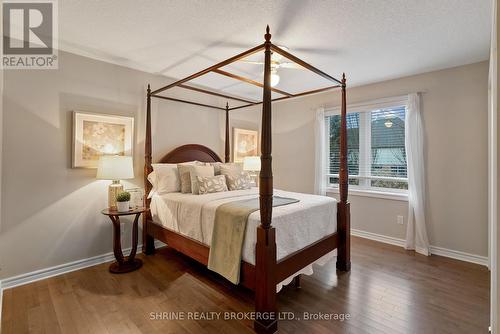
<box><xmin>143</xmin><ymin>84</ymin><xmax>155</xmax><ymax>255</ymax></box>
<box><xmin>336</xmin><ymin>73</ymin><xmax>351</xmax><ymax>271</ymax></box>
<box><xmin>254</xmin><ymin>25</ymin><xmax>278</xmax><ymax>334</ymax></box>
<box><xmin>225</xmin><ymin>102</ymin><xmax>230</xmax><ymax>162</ymax></box>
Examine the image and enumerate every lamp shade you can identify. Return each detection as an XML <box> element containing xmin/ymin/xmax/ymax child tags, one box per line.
<box><xmin>243</xmin><ymin>156</ymin><xmax>261</xmax><ymax>171</ymax></box>
<box><xmin>96</xmin><ymin>155</ymin><xmax>134</xmax><ymax>180</ymax></box>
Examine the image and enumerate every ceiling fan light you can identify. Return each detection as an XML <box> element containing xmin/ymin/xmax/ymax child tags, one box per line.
<box><xmin>270</xmin><ymin>72</ymin><xmax>280</xmax><ymax>87</ymax></box>
<box><xmin>384</xmin><ymin>119</ymin><xmax>393</xmax><ymax>128</ymax></box>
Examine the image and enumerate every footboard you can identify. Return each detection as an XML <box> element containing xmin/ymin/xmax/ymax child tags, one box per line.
<box><xmin>275</xmin><ymin>233</ymin><xmax>338</xmax><ymax>283</ymax></box>
<box><xmin>145</xmin><ymin>217</ymin><xmax>340</xmax><ymax>286</ymax></box>
<box><xmin>145</xmin><ymin>219</ymin><xmax>257</xmax><ymax>290</ymax></box>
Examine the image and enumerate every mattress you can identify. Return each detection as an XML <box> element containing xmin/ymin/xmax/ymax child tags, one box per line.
<box><xmin>150</xmin><ymin>188</ymin><xmax>337</xmax><ymax>265</ymax></box>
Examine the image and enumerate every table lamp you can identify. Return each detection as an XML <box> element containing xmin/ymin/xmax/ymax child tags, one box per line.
<box><xmin>243</xmin><ymin>156</ymin><xmax>261</xmax><ymax>186</ymax></box>
<box><xmin>97</xmin><ymin>155</ymin><xmax>134</xmax><ymax>209</ymax></box>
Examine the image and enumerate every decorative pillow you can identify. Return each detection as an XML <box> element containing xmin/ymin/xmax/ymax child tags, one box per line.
<box><xmin>189</xmin><ymin>165</ymin><xmax>215</xmax><ymax>194</ymax></box>
<box><xmin>219</xmin><ymin>163</ymin><xmax>243</xmax><ymax>178</ymax></box>
<box><xmin>226</xmin><ymin>171</ymin><xmax>252</xmax><ymax>191</ymax></box>
<box><xmin>177</xmin><ymin>161</ymin><xmax>202</xmax><ymax>193</ymax></box>
<box><xmin>150</xmin><ymin>163</ymin><xmax>180</xmax><ymax>194</ymax></box>
<box><xmin>197</xmin><ymin>175</ymin><xmax>228</xmax><ymax>194</ymax></box>
<box><xmin>205</xmin><ymin>162</ymin><xmax>223</xmax><ymax>175</ymax></box>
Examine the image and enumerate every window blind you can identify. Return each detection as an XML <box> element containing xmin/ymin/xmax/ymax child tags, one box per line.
<box><xmin>326</xmin><ymin>104</ymin><xmax>408</xmax><ymax>191</ymax></box>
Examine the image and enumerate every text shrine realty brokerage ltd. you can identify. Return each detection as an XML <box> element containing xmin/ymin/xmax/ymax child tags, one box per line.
<box><xmin>149</xmin><ymin>311</ymin><xmax>351</xmax><ymax>322</ymax></box>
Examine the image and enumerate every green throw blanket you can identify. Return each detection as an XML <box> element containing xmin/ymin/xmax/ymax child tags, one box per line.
<box><xmin>207</xmin><ymin>196</ymin><xmax>299</xmax><ymax>284</ymax></box>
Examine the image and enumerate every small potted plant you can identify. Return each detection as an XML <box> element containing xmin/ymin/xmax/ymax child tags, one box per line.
<box><xmin>116</xmin><ymin>191</ymin><xmax>131</xmax><ymax>212</ymax></box>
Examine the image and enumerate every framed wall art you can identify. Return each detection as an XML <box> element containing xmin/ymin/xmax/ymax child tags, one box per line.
<box><xmin>72</xmin><ymin>111</ymin><xmax>134</xmax><ymax>168</ymax></box>
<box><xmin>126</xmin><ymin>187</ymin><xmax>144</xmax><ymax>208</ymax></box>
<box><xmin>233</xmin><ymin>128</ymin><xmax>259</xmax><ymax>163</ymax></box>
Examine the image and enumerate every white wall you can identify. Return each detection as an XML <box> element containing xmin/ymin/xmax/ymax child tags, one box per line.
<box><xmin>0</xmin><ymin>51</ymin><xmax>225</xmax><ymax>279</ymax></box>
<box><xmin>232</xmin><ymin>61</ymin><xmax>489</xmax><ymax>257</ymax></box>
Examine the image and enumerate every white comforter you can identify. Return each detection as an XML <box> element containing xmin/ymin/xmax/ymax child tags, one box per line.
<box><xmin>150</xmin><ymin>188</ymin><xmax>337</xmax><ymax>267</ymax></box>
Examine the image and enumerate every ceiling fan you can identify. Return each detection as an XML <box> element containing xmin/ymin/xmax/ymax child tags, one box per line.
<box><xmin>238</xmin><ymin>46</ymin><xmax>303</xmax><ymax>87</ymax></box>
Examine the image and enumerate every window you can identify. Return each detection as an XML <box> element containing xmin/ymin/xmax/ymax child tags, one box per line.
<box><xmin>326</xmin><ymin>97</ymin><xmax>408</xmax><ymax>194</ymax></box>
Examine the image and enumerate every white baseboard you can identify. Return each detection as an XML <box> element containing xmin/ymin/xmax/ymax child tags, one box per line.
<box><xmin>0</xmin><ymin>240</ymin><xmax>165</xmax><ymax>290</ymax></box>
<box><xmin>2</xmin><ymin>251</ymin><xmax>117</xmax><ymax>290</ymax></box>
<box><xmin>351</xmin><ymin>228</ymin><xmax>406</xmax><ymax>248</ymax></box>
<box><xmin>351</xmin><ymin>228</ymin><xmax>488</xmax><ymax>267</ymax></box>
<box><xmin>429</xmin><ymin>245</ymin><xmax>489</xmax><ymax>267</ymax></box>
<box><xmin>0</xmin><ymin>241</ymin><xmax>165</xmax><ymax>331</ymax></box>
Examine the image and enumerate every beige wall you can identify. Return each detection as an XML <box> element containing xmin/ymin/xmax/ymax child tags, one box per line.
<box><xmin>0</xmin><ymin>52</ymin><xmax>489</xmax><ymax>280</ymax></box>
<box><xmin>232</xmin><ymin>61</ymin><xmax>489</xmax><ymax>256</ymax></box>
<box><xmin>0</xmin><ymin>51</ymin><xmax>226</xmax><ymax>279</ymax></box>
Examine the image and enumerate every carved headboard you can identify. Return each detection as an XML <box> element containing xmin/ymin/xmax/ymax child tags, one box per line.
<box><xmin>158</xmin><ymin>144</ymin><xmax>222</xmax><ymax>164</ymax></box>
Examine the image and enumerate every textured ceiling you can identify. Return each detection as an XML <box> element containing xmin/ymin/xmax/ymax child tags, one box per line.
<box><xmin>59</xmin><ymin>0</ymin><xmax>491</xmax><ymax>101</ymax></box>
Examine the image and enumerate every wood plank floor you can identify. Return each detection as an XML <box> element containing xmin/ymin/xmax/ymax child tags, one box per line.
<box><xmin>1</xmin><ymin>237</ymin><xmax>489</xmax><ymax>334</ymax></box>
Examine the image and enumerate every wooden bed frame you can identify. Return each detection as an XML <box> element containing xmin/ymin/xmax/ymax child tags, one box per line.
<box><xmin>142</xmin><ymin>26</ymin><xmax>350</xmax><ymax>334</ymax></box>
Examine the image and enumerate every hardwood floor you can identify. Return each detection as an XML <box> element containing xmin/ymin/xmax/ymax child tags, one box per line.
<box><xmin>1</xmin><ymin>237</ymin><xmax>489</xmax><ymax>333</ymax></box>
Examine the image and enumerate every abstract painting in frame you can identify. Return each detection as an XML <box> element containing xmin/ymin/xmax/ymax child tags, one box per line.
<box><xmin>233</xmin><ymin>128</ymin><xmax>259</xmax><ymax>163</ymax></box>
<box><xmin>72</xmin><ymin>111</ymin><xmax>134</xmax><ymax>168</ymax></box>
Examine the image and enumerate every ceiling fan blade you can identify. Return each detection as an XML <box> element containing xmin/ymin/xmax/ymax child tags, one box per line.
<box><xmin>292</xmin><ymin>47</ymin><xmax>338</xmax><ymax>56</ymax></box>
<box><xmin>275</xmin><ymin>1</ymin><xmax>309</xmax><ymax>37</ymax></box>
<box><xmin>238</xmin><ymin>60</ymin><xmax>264</xmax><ymax>65</ymax></box>
<box><xmin>194</xmin><ymin>38</ymin><xmax>252</xmax><ymax>50</ymax></box>
<box><xmin>278</xmin><ymin>62</ymin><xmax>304</xmax><ymax>69</ymax></box>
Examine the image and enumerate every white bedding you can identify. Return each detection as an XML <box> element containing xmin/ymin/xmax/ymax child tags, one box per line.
<box><xmin>150</xmin><ymin>188</ymin><xmax>337</xmax><ymax>289</ymax></box>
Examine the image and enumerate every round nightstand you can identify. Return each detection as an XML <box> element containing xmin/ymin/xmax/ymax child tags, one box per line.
<box><xmin>101</xmin><ymin>207</ymin><xmax>148</xmax><ymax>273</ymax></box>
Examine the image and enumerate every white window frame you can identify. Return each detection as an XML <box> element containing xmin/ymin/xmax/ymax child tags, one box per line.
<box><xmin>325</xmin><ymin>95</ymin><xmax>409</xmax><ymax>201</ymax></box>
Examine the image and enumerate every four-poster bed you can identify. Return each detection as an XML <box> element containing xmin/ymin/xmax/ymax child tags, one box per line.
<box><xmin>142</xmin><ymin>26</ymin><xmax>350</xmax><ymax>334</ymax></box>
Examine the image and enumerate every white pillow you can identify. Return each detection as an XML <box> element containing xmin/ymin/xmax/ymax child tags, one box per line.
<box><xmin>150</xmin><ymin>163</ymin><xmax>180</xmax><ymax>195</ymax></box>
<box><xmin>190</xmin><ymin>165</ymin><xmax>215</xmax><ymax>194</ymax></box>
<box><xmin>147</xmin><ymin>171</ymin><xmax>158</xmax><ymax>199</ymax></box>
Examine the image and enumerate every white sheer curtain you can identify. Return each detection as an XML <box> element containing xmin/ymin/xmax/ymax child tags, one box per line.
<box><xmin>314</xmin><ymin>107</ymin><xmax>327</xmax><ymax>195</ymax></box>
<box><xmin>405</xmin><ymin>93</ymin><xmax>430</xmax><ymax>255</ymax></box>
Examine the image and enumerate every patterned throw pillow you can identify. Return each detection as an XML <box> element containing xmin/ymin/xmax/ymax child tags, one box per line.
<box><xmin>226</xmin><ymin>171</ymin><xmax>252</xmax><ymax>191</ymax></box>
<box><xmin>197</xmin><ymin>175</ymin><xmax>228</xmax><ymax>194</ymax></box>
<box><xmin>205</xmin><ymin>162</ymin><xmax>223</xmax><ymax>175</ymax></box>
<box><xmin>190</xmin><ymin>165</ymin><xmax>215</xmax><ymax>194</ymax></box>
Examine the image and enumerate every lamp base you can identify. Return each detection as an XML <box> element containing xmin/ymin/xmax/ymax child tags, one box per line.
<box><xmin>108</xmin><ymin>180</ymin><xmax>123</xmax><ymax>209</ymax></box>
<box><xmin>251</xmin><ymin>172</ymin><xmax>259</xmax><ymax>187</ymax></box>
